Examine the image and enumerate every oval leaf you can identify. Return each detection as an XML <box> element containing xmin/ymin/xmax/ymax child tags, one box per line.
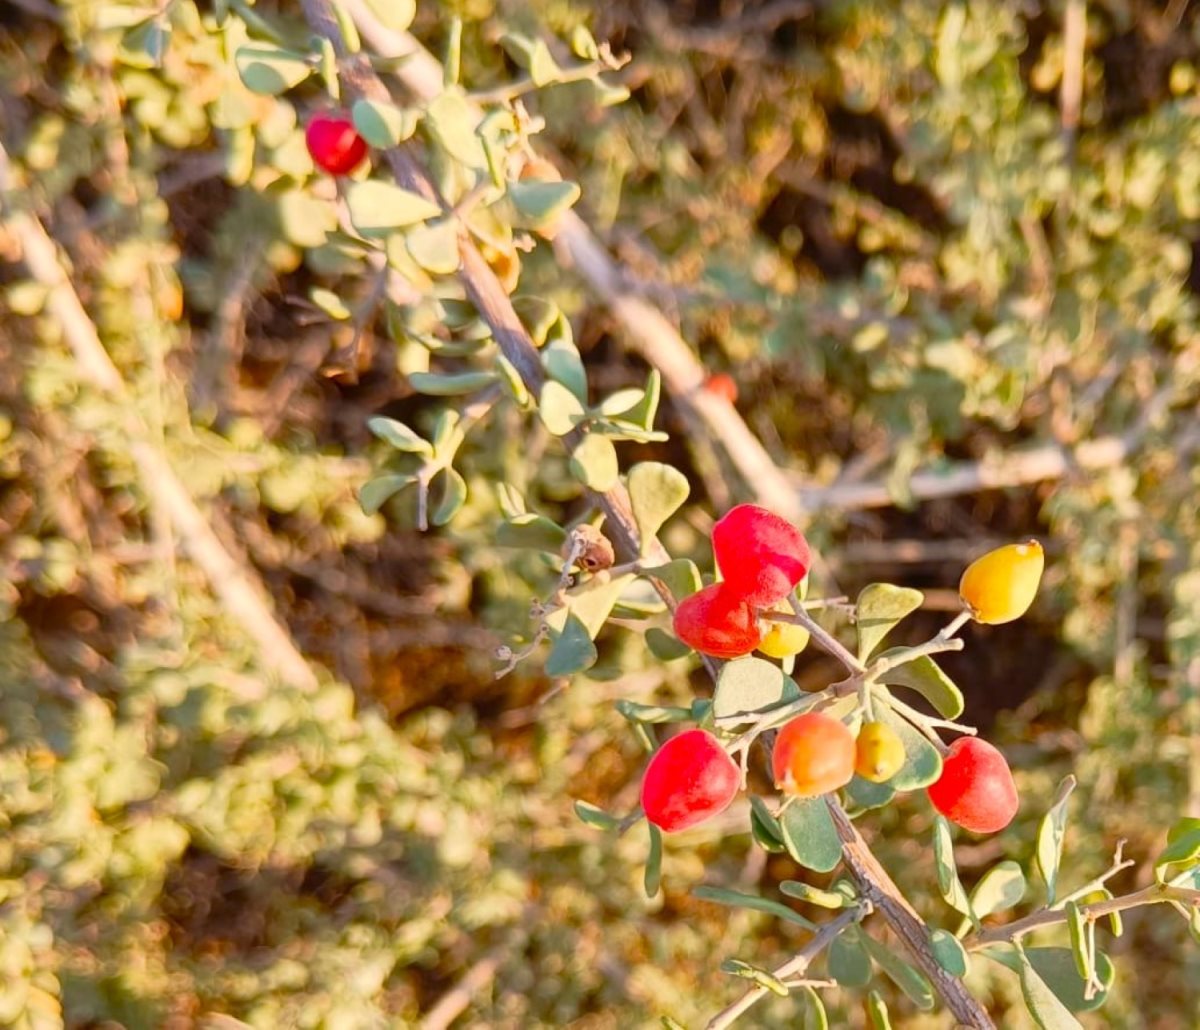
<box><xmin>545</xmin><ymin>613</ymin><xmax>597</xmax><ymax>677</ymax></box>
<box><xmin>1036</xmin><ymin>775</ymin><xmax>1075</xmax><ymax>904</ymax></box>
<box><xmin>780</xmin><ymin>796</ymin><xmax>842</xmax><ymax>873</ymax></box>
<box><xmin>856</xmin><ymin>583</ymin><xmax>925</xmax><ymax>659</ymax></box>
<box><xmin>712</xmin><ymin>657</ymin><xmax>801</xmax><ymax>726</ymax></box>
<box><xmin>876</xmin><ymin>654</ymin><xmax>964</xmax><ymax>719</ymax></box>
<box><xmin>828</xmin><ymin>925</ymin><xmax>873</xmax><ymax>988</ymax></box>
<box><xmin>346</xmin><ymin>180</ymin><xmax>443</xmax><ymax>236</ymax></box>
<box><xmin>628</xmin><ymin>463</ymin><xmax>690</xmax><ymax>556</ymax></box>
<box><xmin>861</xmin><ymin>933</ymin><xmax>935</xmax><ymax>1011</ymax></box>
<box><xmin>569</xmin><ymin>434</ymin><xmax>619</xmax><ymax>492</ymax></box>
<box><xmin>692</xmin><ymin>885</ymin><xmax>816</xmax><ymax>929</ymax></box>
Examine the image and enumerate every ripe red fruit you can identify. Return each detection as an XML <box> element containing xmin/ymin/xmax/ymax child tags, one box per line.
<box><xmin>672</xmin><ymin>582</ymin><xmax>762</xmax><ymax>658</ymax></box>
<box><xmin>641</xmin><ymin>728</ymin><xmax>740</xmax><ymax>832</ymax></box>
<box><xmin>305</xmin><ymin>113</ymin><xmax>368</xmax><ymax>175</ymax></box>
<box><xmin>772</xmin><ymin>711</ymin><xmax>856</xmax><ymax>796</ymax></box>
<box><xmin>926</xmin><ymin>737</ymin><xmax>1019</xmax><ymax>834</ymax></box>
<box><xmin>702</xmin><ymin>373</ymin><xmax>739</xmax><ymax>405</ymax></box>
<box><xmin>712</xmin><ymin>504</ymin><xmax>812</xmax><ymax>607</ymax></box>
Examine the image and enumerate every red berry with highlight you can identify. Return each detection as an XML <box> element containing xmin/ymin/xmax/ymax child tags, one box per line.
<box><xmin>712</xmin><ymin>504</ymin><xmax>812</xmax><ymax>607</ymax></box>
<box><xmin>672</xmin><ymin>582</ymin><xmax>762</xmax><ymax>658</ymax></box>
<box><xmin>641</xmin><ymin>729</ymin><xmax>740</xmax><ymax>833</ymax></box>
<box><xmin>926</xmin><ymin>737</ymin><xmax>1019</xmax><ymax>834</ymax></box>
<box><xmin>305</xmin><ymin>113</ymin><xmax>368</xmax><ymax>175</ymax></box>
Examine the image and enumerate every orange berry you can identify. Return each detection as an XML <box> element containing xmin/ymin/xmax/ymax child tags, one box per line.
<box><xmin>772</xmin><ymin>711</ymin><xmax>855</xmax><ymax>797</ymax></box>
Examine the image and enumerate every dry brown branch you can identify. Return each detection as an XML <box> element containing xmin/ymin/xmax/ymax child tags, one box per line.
<box><xmin>0</xmin><ymin>142</ymin><xmax>319</xmax><ymax>693</ymax></box>
<box><xmin>309</xmin><ymin>7</ymin><xmax>993</xmax><ymax>1024</ymax></box>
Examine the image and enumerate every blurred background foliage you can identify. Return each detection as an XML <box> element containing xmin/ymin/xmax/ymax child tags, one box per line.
<box><xmin>2</xmin><ymin>0</ymin><xmax>1200</xmax><ymax>1025</ymax></box>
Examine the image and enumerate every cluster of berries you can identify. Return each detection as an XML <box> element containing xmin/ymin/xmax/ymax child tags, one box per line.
<box><xmin>640</xmin><ymin>505</ymin><xmax>1039</xmax><ymax>838</ymax></box>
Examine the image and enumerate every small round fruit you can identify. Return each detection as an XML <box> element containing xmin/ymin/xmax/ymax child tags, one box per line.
<box><xmin>926</xmin><ymin>736</ymin><xmax>1019</xmax><ymax>834</ymax></box>
<box><xmin>641</xmin><ymin>728</ymin><xmax>740</xmax><ymax>833</ymax></box>
<box><xmin>702</xmin><ymin>373</ymin><xmax>739</xmax><ymax>405</ymax></box>
<box><xmin>855</xmin><ymin>722</ymin><xmax>906</xmax><ymax>783</ymax></box>
<box><xmin>758</xmin><ymin>612</ymin><xmax>810</xmax><ymax>659</ymax></box>
<box><xmin>958</xmin><ymin>540</ymin><xmax>1044</xmax><ymax>625</ymax></box>
<box><xmin>305</xmin><ymin>113</ymin><xmax>369</xmax><ymax>175</ymax></box>
<box><xmin>672</xmin><ymin>582</ymin><xmax>762</xmax><ymax>658</ymax></box>
<box><xmin>712</xmin><ymin>504</ymin><xmax>812</xmax><ymax>607</ymax></box>
<box><xmin>772</xmin><ymin>711</ymin><xmax>856</xmax><ymax>797</ymax></box>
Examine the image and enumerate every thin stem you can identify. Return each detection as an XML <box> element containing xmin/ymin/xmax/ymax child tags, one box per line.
<box><xmin>1053</xmin><ymin>840</ymin><xmax>1132</xmax><ymax>910</ymax></box>
<box><xmin>705</xmin><ymin>905</ymin><xmax>865</xmax><ymax>1030</ymax></box>
<box><xmin>882</xmin><ymin>692</ymin><xmax>978</xmax><ymax>738</ymax></box>
<box><xmin>786</xmin><ymin>593</ymin><xmax>863</xmax><ymax>673</ymax></box>
<box><xmin>468</xmin><ymin>56</ymin><xmax>629</xmax><ymax>105</ymax></box>
<box><xmin>963</xmin><ymin>884</ymin><xmax>1200</xmax><ymax>949</ymax></box>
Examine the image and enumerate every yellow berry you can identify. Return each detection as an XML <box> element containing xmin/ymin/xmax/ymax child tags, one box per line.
<box><xmin>854</xmin><ymin>721</ymin><xmax>906</xmax><ymax>783</ymax></box>
<box><xmin>958</xmin><ymin>540</ymin><xmax>1044</xmax><ymax>625</ymax></box>
<box><xmin>758</xmin><ymin>618</ymin><xmax>810</xmax><ymax>659</ymax></box>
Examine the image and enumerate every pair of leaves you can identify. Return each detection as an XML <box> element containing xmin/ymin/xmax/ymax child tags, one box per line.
<box><xmin>985</xmin><ymin>945</ymin><xmax>1116</xmax><ymax>1024</ymax></box>
<box><xmin>826</xmin><ymin>925</ymin><xmax>933</xmax><ymax>1010</ymax></box>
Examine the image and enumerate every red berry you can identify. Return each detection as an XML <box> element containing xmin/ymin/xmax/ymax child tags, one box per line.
<box><xmin>772</xmin><ymin>711</ymin><xmax>856</xmax><ymax>797</ymax></box>
<box><xmin>926</xmin><ymin>737</ymin><xmax>1019</xmax><ymax>834</ymax></box>
<box><xmin>641</xmin><ymin>728</ymin><xmax>740</xmax><ymax>832</ymax></box>
<box><xmin>703</xmin><ymin>373</ymin><xmax>739</xmax><ymax>405</ymax></box>
<box><xmin>305</xmin><ymin>113</ymin><xmax>368</xmax><ymax>175</ymax></box>
<box><xmin>672</xmin><ymin>582</ymin><xmax>762</xmax><ymax>658</ymax></box>
<box><xmin>712</xmin><ymin>504</ymin><xmax>812</xmax><ymax>607</ymax></box>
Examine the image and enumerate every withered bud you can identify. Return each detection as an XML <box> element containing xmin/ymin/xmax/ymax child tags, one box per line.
<box><xmin>566</xmin><ymin>523</ymin><xmax>615</xmax><ymax>574</ymax></box>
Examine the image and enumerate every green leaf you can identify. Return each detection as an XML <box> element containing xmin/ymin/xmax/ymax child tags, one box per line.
<box><xmin>874</xmin><ymin>701</ymin><xmax>942</xmax><ymax>790</ymax></box>
<box><xmin>1036</xmin><ymin>776</ymin><xmax>1076</xmax><ymax>904</ymax></box>
<box><xmin>513</xmin><ymin>296</ymin><xmax>561</xmax><ymax>345</ymax></box>
<box><xmin>645</xmin><ymin>823</ymin><xmax>662</xmax><ymax>898</ymax></box>
<box><xmin>538</xmin><ymin>379</ymin><xmax>587</xmax><ymax>435</ymax></box>
<box><xmin>351</xmin><ymin>98</ymin><xmax>418</xmax><ymax>147</ymax></box>
<box><xmin>932</xmin><ymin>816</ymin><xmax>974</xmax><ymax>917</ymax></box>
<box><xmin>508</xmin><ymin>180</ymin><xmax>582</xmax><ymax>229</ymax></box>
<box><xmin>1015</xmin><ymin>948</ymin><xmax>1085</xmax><ymax>1029</ymax></box>
<box><xmin>545</xmin><ymin>614</ymin><xmax>597</xmax><ymax>677</ymax></box>
<box><xmin>845</xmin><ymin>774</ymin><xmax>896</xmax><ymax>811</ymax></box>
<box><xmin>970</xmin><ymin>860</ymin><xmax>1026</xmax><ymax>919</ymax></box>
<box><xmin>865</xmin><ymin>990</ymin><xmax>892</xmax><ymax>1030</ymax></box>
<box><xmin>496</xmin><ymin>513</ymin><xmax>566</xmax><ymax>552</ymax></box>
<box><xmin>692</xmin><ymin>885</ymin><xmax>816</xmax><ymax>930</ymax></box>
<box><xmin>406</xmin><ymin>219</ymin><xmax>461</xmax><ymax>275</ymax></box>
<box><xmin>407</xmin><ymin>371</ymin><xmax>498</xmax><ymax>396</ymax></box>
<box><xmin>627</xmin><ymin>463</ymin><xmax>690</xmax><ymax>556</ymax></box>
<box><xmin>1065</xmin><ymin>901</ymin><xmax>1092</xmax><ymax>982</ymax></box>
<box><xmin>570</xmin><ymin>434</ymin><xmax>619</xmax><ymax>491</ymax></box>
<box><xmin>367</xmin><ymin>416</ymin><xmax>432</xmax><ymax>455</ymax></box>
<box><xmin>346</xmin><ymin>180</ymin><xmax>443</xmax><ymax>235</ymax></box>
<box><xmin>779</xmin><ymin>796</ymin><xmax>842</xmax><ymax>873</ymax></box>
<box><xmin>861</xmin><ymin>933</ymin><xmax>935</xmax><ymax>1011</ymax></box>
<box><xmin>720</xmin><ymin>959</ymin><xmax>789</xmax><ymax>997</ymax></box>
<box><xmin>930</xmin><ymin>928</ymin><xmax>969</xmax><ymax>977</ymax></box>
<box><xmin>543</xmin><ymin>336</ymin><xmax>588</xmax><ymax>402</ymax></box>
<box><xmin>986</xmin><ymin>946</ymin><xmax>1115</xmax><ymax>1014</ymax></box>
<box><xmin>234</xmin><ymin>45</ymin><xmax>313</xmax><ymax>95</ymax></box>
<box><xmin>779</xmin><ymin>881</ymin><xmax>850</xmax><ymax>909</ymax></box>
<box><xmin>876</xmin><ymin>655</ymin><xmax>964</xmax><ymax>719</ymax></box>
<box><xmin>359</xmin><ymin>474</ymin><xmax>417</xmax><ymax>516</ymax></box>
<box><xmin>797</xmin><ymin>986</ymin><xmax>828</xmax><ymax>1030</ymax></box>
<box><xmin>614</xmin><ymin>701</ymin><xmax>692</xmax><ymax>725</ymax></box>
<box><xmin>430</xmin><ymin>467</ymin><xmax>467</xmax><ymax>526</ymax></box>
<box><xmin>645</xmin><ymin>628</ymin><xmax>691</xmax><ymax>661</ymax></box>
<box><xmin>827</xmin><ymin>926</ymin><xmax>872</xmax><ymax>988</ymax></box>
<box><xmin>749</xmin><ymin>796</ymin><xmax>786</xmax><ymax>853</ymax></box>
<box><xmin>119</xmin><ymin>18</ymin><xmax>170</xmax><ymax>68</ymax></box>
<box><xmin>569</xmin><ymin>24</ymin><xmax>600</xmax><ymax>60</ymax></box>
<box><xmin>856</xmin><ymin>583</ymin><xmax>924</xmax><ymax>659</ymax></box>
<box><xmin>276</xmin><ymin>190</ymin><xmax>338</xmax><ymax>247</ymax></box>
<box><xmin>573</xmin><ymin>800</ymin><xmax>620</xmax><ymax>830</ymax></box>
<box><xmin>712</xmin><ymin>657</ymin><xmax>801</xmax><ymax>727</ymax></box>
<box><xmin>639</xmin><ymin>558</ymin><xmax>701</xmax><ymax>603</ymax></box>
<box><xmin>424</xmin><ymin>90</ymin><xmax>486</xmax><ymax>168</ymax></box>
<box><xmin>363</xmin><ymin>0</ymin><xmax>415</xmax><ymax>31</ymax></box>
<box><xmin>1155</xmin><ymin>817</ymin><xmax>1200</xmax><ymax>883</ymax></box>
<box><xmin>624</xmin><ymin>369</ymin><xmax>662</xmax><ymax>430</ymax></box>
<box><xmin>309</xmin><ymin>287</ymin><xmax>351</xmax><ymax>320</ymax></box>
<box><xmin>555</xmin><ymin>573</ymin><xmax>636</xmax><ymax>638</ymax></box>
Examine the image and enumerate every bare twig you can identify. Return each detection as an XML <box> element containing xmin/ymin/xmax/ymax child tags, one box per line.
<box><xmin>0</xmin><ymin>143</ymin><xmax>318</xmax><ymax>693</ymax></box>
<box><xmin>705</xmin><ymin>905</ymin><xmax>863</xmax><ymax>1030</ymax></box>
<box><xmin>420</xmin><ymin>939</ymin><xmax>514</xmax><ymax>1030</ymax></box>
<box><xmin>963</xmin><ymin>883</ymin><xmax>1200</xmax><ymax>950</ymax></box>
<box><xmin>1060</xmin><ymin>0</ymin><xmax>1087</xmax><ymax>154</ymax></box>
